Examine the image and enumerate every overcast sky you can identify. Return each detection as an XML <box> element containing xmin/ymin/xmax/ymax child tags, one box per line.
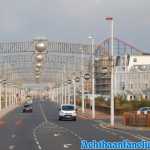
<box><xmin>0</xmin><ymin>0</ymin><xmax>149</xmax><ymax>51</ymax></box>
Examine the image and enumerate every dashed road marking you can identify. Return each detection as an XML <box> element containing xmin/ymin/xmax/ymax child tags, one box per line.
<box><xmin>38</xmin><ymin>145</ymin><xmax>42</xmax><ymax>150</ymax></box>
<box><xmin>33</xmin><ymin>102</ymin><xmax>83</xmax><ymax>150</ymax></box>
<box><xmin>54</xmin><ymin>133</ymin><xmax>60</xmax><ymax>137</ymax></box>
<box><xmin>64</xmin><ymin>144</ymin><xmax>72</xmax><ymax>149</ymax></box>
<box><xmin>9</xmin><ymin>145</ymin><xmax>15</xmax><ymax>150</ymax></box>
<box><xmin>36</xmin><ymin>141</ymin><xmax>40</xmax><ymax>145</ymax></box>
<box><xmin>40</xmin><ymin>103</ymin><xmax>48</xmax><ymax>123</ymax></box>
<box><xmin>11</xmin><ymin>134</ymin><xmax>16</xmax><ymax>139</ymax></box>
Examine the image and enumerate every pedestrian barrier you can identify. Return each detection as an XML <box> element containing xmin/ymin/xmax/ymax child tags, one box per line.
<box><xmin>123</xmin><ymin>112</ymin><xmax>150</xmax><ymax>127</ymax></box>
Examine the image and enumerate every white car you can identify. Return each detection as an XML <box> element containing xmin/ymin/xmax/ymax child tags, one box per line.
<box><xmin>137</xmin><ymin>107</ymin><xmax>150</xmax><ymax>115</ymax></box>
<box><xmin>58</xmin><ymin>104</ymin><xmax>77</xmax><ymax>121</ymax></box>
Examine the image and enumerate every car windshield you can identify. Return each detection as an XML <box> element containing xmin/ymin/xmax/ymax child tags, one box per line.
<box><xmin>62</xmin><ymin>105</ymin><xmax>75</xmax><ymax>111</ymax></box>
<box><xmin>139</xmin><ymin>107</ymin><xmax>150</xmax><ymax>111</ymax></box>
<box><xmin>24</xmin><ymin>104</ymin><xmax>31</xmax><ymax>107</ymax></box>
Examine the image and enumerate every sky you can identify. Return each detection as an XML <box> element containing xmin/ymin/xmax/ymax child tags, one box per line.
<box><xmin>0</xmin><ymin>0</ymin><xmax>150</xmax><ymax>51</ymax></box>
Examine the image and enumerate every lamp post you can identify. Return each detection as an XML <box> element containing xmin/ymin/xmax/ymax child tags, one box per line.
<box><xmin>80</xmin><ymin>47</ymin><xmax>85</xmax><ymax>113</ymax></box>
<box><xmin>73</xmin><ymin>77</ymin><xmax>80</xmax><ymax>106</ymax></box>
<box><xmin>61</xmin><ymin>71</ymin><xmax>64</xmax><ymax>105</ymax></box>
<box><xmin>0</xmin><ymin>81</ymin><xmax>1</xmax><ymax>110</ymax></box>
<box><xmin>73</xmin><ymin>79</ymin><xmax>76</xmax><ymax>106</ymax></box>
<box><xmin>67</xmin><ymin>80</ymin><xmax>72</xmax><ymax>104</ymax></box>
<box><xmin>88</xmin><ymin>35</ymin><xmax>96</xmax><ymax>119</ymax></box>
<box><xmin>64</xmin><ymin>82</ymin><xmax>67</xmax><ymax>104</ymax></box>
<box><xmin>105</xmin><ymin>17</ymin><xmax>114</xmax><ymax>127</ymax></box>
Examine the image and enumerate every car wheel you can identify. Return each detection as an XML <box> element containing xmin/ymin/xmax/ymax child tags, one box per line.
<box><xmin>73</xmin><ymin>117</ymin><xmax>76</xmax><ymax>121</ymax></box>
<box><xmin>58</xmin><ymin>117</ymin><xmax>62</xmax><ymax>121</ymax></box>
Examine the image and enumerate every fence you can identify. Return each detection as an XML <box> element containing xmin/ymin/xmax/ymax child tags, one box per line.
<box><xmin>123</xmin><ymin>112</ymin><xmax>150</xmax><ymax>127</ymax></box>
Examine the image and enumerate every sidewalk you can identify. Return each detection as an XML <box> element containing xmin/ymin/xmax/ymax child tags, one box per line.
<box><xmin>78</xmin><ymin>107</ymin><xmax>110</xmax><ymax>120</ymax></box>
<box><xmin>0</xmin><ymin>105</ymin><xmax>19</xmax><ymax>119</ymax></box>
<box><xmin>78</xmin><ymin>107</ymin><xmax>150</xmax><ymax>131</ymax></box>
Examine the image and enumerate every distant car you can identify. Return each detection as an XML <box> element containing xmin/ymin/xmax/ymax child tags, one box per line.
<box><xmin>58</xmin><ymin>104</ymin><xmax>77</xmax><ymax>121</ymax></box>
<box><xmin>137</xmin><ymin>107</ymin><xmax>150</xmax><ymax>115</ymax></box>
<box><xmin>22</xmin><ymin>103</ymin><xmax>33</xmax><ymax>113</ymax></box>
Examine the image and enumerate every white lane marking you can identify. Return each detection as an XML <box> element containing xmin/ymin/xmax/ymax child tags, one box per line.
<box><xmin>100</xmin><ymin>126</ymin><xmax>143</xmax><ymax>140</ymax></box>
<box><xmin>39</xmin><ymin>103</ymin><xmax>48</xmax><ymax>123</ymax></box>
<box><xmin>64</xmin><ymin>144</ymin><xmax>72</xmax><ymax>148</ymax></box>
<box><xmin>137</xmin><ymin>135</ymin><xmax>150</xmax><ymax>140</ymax></box>
<box><xmin>38</xmin><ymin>145</ymin><xmax>42</xmax><ymax>150</ymax></box>
<box><xmin>34</xmin><ymin>137</ymin><xmax>38</xmax><ymax>142</ymax></box>
<box><xmin>36</xmin><ymin>141</ymin><xmax>40</xmax><ymax>145</ymax></box>
<box><xmin>11</xmin><ymin>134</ymin><xmax>16</xmax><ymax>139</ymax></box>
<box><xmin>37</xmin><ymin>103</ymin><xmax>83</xmax><ymax>149</ymax></box>
<box><xmin>9</xmin><ymin>145</ymin><xmax>15</xmax><ymax>150</ymax></box>
<box><xmin>33</xmin><ymin>134</ymin><xmax>37</xmax><ymax>138</ymax></box>
<box><xmin>120</xmin><ymin>136</ymin><xmax>125</xmax><ymax>139</ymax></box>
<box><xmin>54</xmin><ymin>133</ymin><xmax>60</xmax><ymax>137</ymax></box>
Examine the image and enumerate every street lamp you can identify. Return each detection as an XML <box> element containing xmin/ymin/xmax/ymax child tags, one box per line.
<box><xmin>84</xmin><ymin>73</ymin><xmax>90</xmax><ymax>80</ymax></box>
<box><xmin>80</xmin><ymin>47</ymin><xmax>85</xmax><ymax>113</ymax></box>
<box><xmin>73</xmin><ymin>77</ymin><xmax>80</xmax><ymax>106</ymax></box>
<box><xmin>67</xmin><ymin>80</ymin><xmax>72</xmax><ymax>104</ymax></box>
<box><xmin>64</xmin><ymin>81</ymin><xmax>67</xmax><ymax>104</ymax></box>
<box><xmin>88</xmin><ymin>35</ymin><xmax>96</xmax><ymax>119</ymax></box>
<box><xmin>105</xmin><ymin>16</ymin><xmax>114</xmax><ymax>127</ymax></box>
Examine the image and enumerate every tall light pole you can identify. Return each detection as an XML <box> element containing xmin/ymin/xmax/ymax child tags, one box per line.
<box><xmin>73</xmin><ymin>78</ymin><xmax>76</xmax><ymax>106</ymax></box>
<box><xmin>0</xmin><ymin>82</ymin><xmax>1</xmax><ymax>110</ymax></box>
<box><xmin>88</xmin><ymin>35</ymin><xmax>95</xmax><ymax>119</ymax></box>
<box><xmin>67</xmin><ymin>80</ymin><xmax>72</xmax><ymax>104</ymax></box>
<box><xmin>106</xmin><ymin>17</ymin><xmax>114</xmax><ymax>127</ymax></box>
<box><xmin>80</xmin><ymin>47</ymin><xmax>85</xmax><ymax>113</ymax></box>
<box><xmin>64</xmin><ymin>82</ymin><xmax>67</xmax><ymax>104</ymax></box>
<box><xmin>61</xmin><ymin>71</ymin><xmax>64</xmax><ymax>104</ymax></box>
<box><xmin>73</xmin><ymin>77</ymin><xmax>80</xmax><ymax>106</ymax></box>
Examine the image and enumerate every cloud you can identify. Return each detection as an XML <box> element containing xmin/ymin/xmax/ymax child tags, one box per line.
<box><xmin>0</xmin><ymin>0</ymin><xmax>149</xmax><ymax>50</ymax></box>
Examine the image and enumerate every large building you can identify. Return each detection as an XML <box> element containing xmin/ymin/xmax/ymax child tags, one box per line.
<box><xmin>115</xmin><ymin>55</ymin><xmax>150</xmax><ymax>100</ymax></box>
<box><xmin>95</xmin><ymin>37</ymin><xmax>150</xmax><ymax>100</ymax></box>
<box><xmin>95</xmin><ymin>56</ymin><xmax>111</xmax><ymax>96</ymax></box>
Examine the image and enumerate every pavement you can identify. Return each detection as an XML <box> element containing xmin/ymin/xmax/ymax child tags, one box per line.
<box><xmin>78</xmin><ymin>107</ymin><xmax>150</xmax><ymax>132</ymax></box>
<box><xmin>0</xmin><ymin>104</ymin><xmax>19</xmax><ymax>119</ymax></box>
<box><xmin>0</xmin><ymin>99</ymin><xmax>150</xmax><ymax>150</ymax></box>
<box><xmin>78</xmin><ymin>107</ymin><xmax>110</xmax><ymax>120</ymax></box>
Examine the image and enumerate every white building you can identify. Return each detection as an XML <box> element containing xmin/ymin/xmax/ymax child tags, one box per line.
<box><xmin>115</xmin><ymin>55</ymin><xmax>150</xmax><ymax>100</ymax></box>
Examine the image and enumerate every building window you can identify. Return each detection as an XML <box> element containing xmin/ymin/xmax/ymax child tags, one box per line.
<box><xmin>133</xmin><ymin>58</ymin><xmax>137</xmax><ymax>62</ymax></box>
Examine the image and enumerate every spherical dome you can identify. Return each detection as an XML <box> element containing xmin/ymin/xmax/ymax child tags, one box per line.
<box><xmin>35</xmin><ymin>42</ymin><xmax>47</xmax><ymax>52</ymax></box>
<box><xmin>35</xmin><ymin>75</ymin><xmax>40</xmax><ymax>79</ymax></box>
<box><xmin>36</xmin><ymin>62</ymin><xmax>42</xmax><ymax>68</ymax></box>
<box><xmin>35</xmin><ymin>71</ymin><xmax>40</xmax><ymax>75</ymax></box>
<box><xmin>35</xmin><ymin>67</ymin><xmax>40</xmax><ymax>72</ymax></box>
<box><xmin>36</xmin><ymin>54</ymin><xmax>44</xmax><ymax>62</ymax></box>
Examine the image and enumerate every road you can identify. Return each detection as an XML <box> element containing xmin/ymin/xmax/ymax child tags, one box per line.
<box><xmin>0</xmin><ymin>99</ymin><xmax>150</xmax><ymax>150</ymax></box>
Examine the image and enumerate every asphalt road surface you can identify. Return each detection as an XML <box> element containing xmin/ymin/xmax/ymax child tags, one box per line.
<box><xmin>0</xmin><ymin>99</ymin><xmax>150</xmax><ymax>150</ymax></box>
